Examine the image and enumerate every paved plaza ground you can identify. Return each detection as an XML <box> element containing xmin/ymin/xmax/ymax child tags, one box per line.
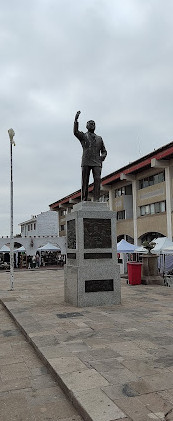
<box><xmin>0</xmin><ymin>269</ymin><xmax>173</xmax><ymax>421</ymax></box>
<box><xmin>0</xmin><ymin>301</ymin><xmax>83</xmax><ymax>421</ymax></box>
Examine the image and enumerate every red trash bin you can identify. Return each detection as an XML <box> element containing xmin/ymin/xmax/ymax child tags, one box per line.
<box><xmin>127</xmin><ymin>262</ymin><xmax>142</xmax><ymax>285</ymax></box>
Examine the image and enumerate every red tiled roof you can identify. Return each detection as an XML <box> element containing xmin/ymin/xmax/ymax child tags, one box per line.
<box><xmin>50</xmin><ymin>140</ymin><xmax>173</xmax><ymax>209</ymax></box>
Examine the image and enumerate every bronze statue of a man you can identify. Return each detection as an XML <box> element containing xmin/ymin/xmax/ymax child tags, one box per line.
<box><xmin>74</xmin><ymin>111</ymin><xmax>107</xmax><ymax>201</ymax></box>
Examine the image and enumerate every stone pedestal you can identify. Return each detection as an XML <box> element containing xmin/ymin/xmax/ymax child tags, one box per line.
<box><xmin>141</xmin><ymin>254</ymin><xmax>164</xmax><ymax>285</ymax></box>
<box><xmin>64</xmin><ymin>202</ymin><xmax>121</xmax><ymax>307</ymax></box>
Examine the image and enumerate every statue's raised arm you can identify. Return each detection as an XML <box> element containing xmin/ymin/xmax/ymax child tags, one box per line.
<box><xmin>75</xmin><ymin>111</ymin><xmax>81</xmax><ymax>122</ymax></box>
<box><xmin>74</xmin><ymin>111</ymin><xmax>81</xmax><ymax>137</ymax></box>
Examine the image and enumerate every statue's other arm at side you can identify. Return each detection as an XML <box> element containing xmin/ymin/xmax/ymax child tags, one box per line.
<box><xmin>100</xmin><ymin>140</ymin><xmax>107</xmax><ymax>162</ymax></box>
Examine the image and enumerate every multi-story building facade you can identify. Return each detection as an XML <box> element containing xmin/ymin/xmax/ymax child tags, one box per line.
<box><xmin>49</xmin><ymin>141</ymin><xmax>173</xmax><ymax>245</ymax></box>
<box><xmin>19</xmin><ymin>210</ymin><xmax>59</xmax><ymax>238</ymax></box>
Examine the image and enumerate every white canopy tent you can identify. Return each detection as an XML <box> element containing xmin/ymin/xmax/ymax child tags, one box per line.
<box><xmin>117</xmin><ymin>239</ymin><xmax>136</xmax><ymax>275</ymax></box>
<box><xmin>37</xmin><ymin>242</ymin><xmax>61</xmax><ymax>267</ymax></box>
<box><xmin>37</xmin><ymin>242</ymin><xmax>61</xmax><ymax>252</ymax></box>
<box><xmin>0</xmin><ymin>245</ymin><xmax>10</xmax><ymax>267</ymax></box>
<box><xmin>14</xmin><ymin>246</ymin><xmax>26</xmax><ymax>253</ymax></box>
<box><xmin>0</xmin><ymin>245</ymin><xmax>10</xmax><ymax>253</ymax></box>
<box><xmin>135</xmin><ymin>237</ymin><xmax>173</xmax><ymax>275</ymax></box>
<box><xmin>134</xmin><ymin>237</ymin><xmax>173</xmax><ymax>255</ymax></box>
<box><xmin>14</xmin><ymin>246</ymin><xmax>26</xmax><ymax>268</ymax></box>
<box><xmin>134</xmin><ymin>245</ymin><xmax>148</xmax><ymax>253</ymax></box>
<box><xmin>162</xmin><ymin>245</ymin><xmax>173</xmax><ymax>254</ymax></box>
<box><xmin>117</xmin><ymin>239</ymin><xmax>136</xmax><ymax>253</ymax></box>
<box><xmin>151</xmin><ymin>237</ymin><xmax>173</xmax><ymax>254</ymax></box>
<box><xmin>160</xmin><ymin>242</ymin><xmax>173</xmax><ymax>274</ymax></box>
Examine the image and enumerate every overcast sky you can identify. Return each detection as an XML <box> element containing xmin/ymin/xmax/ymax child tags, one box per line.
<box><xmin>1</xmin><ymin>0</ymin><xmax>173</xmax><ymax>236</ymax></box>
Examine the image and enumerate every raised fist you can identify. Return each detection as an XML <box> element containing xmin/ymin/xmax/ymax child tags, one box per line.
<box><xmin>75</xmin><ymin>111</ymin><xmax>81</xmax><ymax>121</ymax></box>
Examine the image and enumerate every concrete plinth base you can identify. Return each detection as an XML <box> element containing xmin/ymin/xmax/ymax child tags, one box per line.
<box><xmin>141</xmin><ymin>275</ymin><xmax>164</xmax><ymax>285</ymax></box>
<box><xmin>64</xmin><ymin>201</ymin><xmax>121</xmax><ymax>307</ymax></box>
<box><xmin>141</xmin><ymin>254</ymin><xmax>164</xmax><ymax>285</ymax></box>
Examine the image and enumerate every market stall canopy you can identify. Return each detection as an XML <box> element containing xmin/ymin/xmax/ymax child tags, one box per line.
<box><xmin>134</xmin><ymin>245</ymin><xmax>148</xmax><ymax>253</ymax></box>
<box><xmin>117</xmin><ymin>239</ymin><xmax>136</xmax><ymax>253</ymax></box>
<box><xmin>151</xmin><ymin>237</ymin><xmax>173</xmax><ymax>254</ymax></box>
<box><xmin>37</xmin><ymin>242</ymin><xmax>61</xmax><ymax>252</ymax></box>
<box><xmin>162</xmin><ymin>245</ymin><xmax>173</xmax><ymax>254</ymax></box>
<box><xmin>135</xmin><ymin>237</ymin><xmax>173</xmax><ymax>254</ymax></box>
<box><xmin>0</xmin><ymin>245</ymin><xmax>10</xmax><ymax>253</ymax></box>
<box><xmin>14</xmin><ymin>246</ymin><xmax>26</xmax><ymax>253</ymax></box>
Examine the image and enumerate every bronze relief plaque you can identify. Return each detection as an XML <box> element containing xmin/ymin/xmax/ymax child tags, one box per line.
<box><xmin>83</xmin><ymin>218</ymin><xmax>112</xmax><ymax>249</ymax></box>
<box><xmin>85</xmin><ymin>279</ymin><xmax>114</xmax><ymax>292</ymax></box>
<box><xmin>67</xmin><ymin>219</ymin><xmax>76</xmax><ymax>249</ymax></box>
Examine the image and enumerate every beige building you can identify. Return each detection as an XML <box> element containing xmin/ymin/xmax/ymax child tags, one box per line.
<box><xmin>50</xmin><ymin>141</ymin><xmax>173</xmax><ymax>245</ymax></box>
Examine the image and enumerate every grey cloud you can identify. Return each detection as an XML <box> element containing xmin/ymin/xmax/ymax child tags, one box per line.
<box><xmin>1</xmin><ymin>0</ymin><xmax>173</xmax><ymax>235</ymax></box>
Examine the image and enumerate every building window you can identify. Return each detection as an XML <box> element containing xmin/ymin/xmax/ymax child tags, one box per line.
<box><xmin>60</xmin><ymin>224</ymin><xmax>65</xmax><ymax>231</ymax></box>
<box><xmin>117</xmin><ymin>210</ymin><xmax>126</xmax><ymax>220</ymax></box>
<box><xmin>139</xmin><ymin>171</ymin><xmax>165</xmax><ymax>189</ymax></box>
<box><xmin>149</xmin><ymin>175</ymin><xmax>154</xmax><ymax>186</ymax></box>
<box><xmin>34</xmin><ymin>223</ymin><xmax>36</xmax><ymax>230</ymax></box>
<box><xmin>115</xmin><ymin>185</ymin><xmax>132</xmax><ymax>197</ymax></box>
<box><xmin>145</xmin><ymin>205</ymin><xmax>150</xmax><ymax>215</ymax></box>
<box><xmin>144</xmin><ymin>177</ymin><xmax>149</xmax><ymax>188</ymax></box>
<box><xmin>155</xmin><ymin>202</ymin><xmax>160</xmax><ymax>213</ymax></box>
<box><xmin>140</xmin><ymin>201</ymin><xmax>166</xmax><ymax>216</ymax></box>
<box><xmin>115</xmin><ymin>187</ymin><xmax>125</xmax><ymax>197</ymax></box>
<box><xmin>150</xmin><ymin>203</ymin><xmax>155</xmax><ymax>214</ymax></box>
<box><xmin>99</xmin><ymin>193</ymin><xmax>109</xmax><ymax>202</ymax></box>
<box><xmin>30</xmin><ymin>223</ymin><xmax>32</xmax><ymax>230</ymax></box>
<box><xmin>158</xmin><ymin>172</ymin><xmax>165</xmax><ymax>183</ymax></box>
<box><xmin>21</xmin><ymin>226</ymin><xmax>24</xmax><ymax>233</ymax></box>
<box><xmin>28</xmin><ymin>224</ymin><xmax>30</xmax><ymax>231</ymax></box>
<box><xmin>160</xmin><ymin>201</ymin><xmax>166</xmax><ymax>212</ymax></box>
<box><xmin>140</xmin><ymin>206</ymin><xmax>146</xmax><ymax>216</ymax></box>
<box><xmin>60</xmin><ymin>210</ymin><xmax>66</xmax><ymax>217</ymax></box>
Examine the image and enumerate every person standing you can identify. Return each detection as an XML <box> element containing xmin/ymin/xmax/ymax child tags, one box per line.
<box><xmin>32</xmin><ymin>255</ymin><xmax>36</xmax><ymax>269</ymax></box>
<box><xmin>27</xmin><ymin>255</ymin><xmax>32</xmax><ymax>269</ymax></box>
<box><xmin>36</xmin><ymin>252</ymin><xmax>40</xmax><ymax>268</ymax></box>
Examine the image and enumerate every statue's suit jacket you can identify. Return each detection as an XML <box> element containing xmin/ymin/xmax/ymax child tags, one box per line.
<box><xmin>74</xmin><ymin>121</ymin><xmax>107</xmax><ymax>167</ymax></box>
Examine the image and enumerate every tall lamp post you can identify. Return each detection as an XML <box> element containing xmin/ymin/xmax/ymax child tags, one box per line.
<box><xmin>8</xmin><ymin>128</ymin><xmax>15</xmax><ymax>291</ymax></box>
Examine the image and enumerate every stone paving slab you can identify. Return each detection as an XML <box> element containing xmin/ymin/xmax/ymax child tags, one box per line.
<box><xmin>0</xmin><ymin>302</ymin><xmax>84</xmax><ymax>421</ymax></box>
<box><xmin>0</xmin><ymin>269</ymin><xmax>173</xmax><ymax>420</ymax></box>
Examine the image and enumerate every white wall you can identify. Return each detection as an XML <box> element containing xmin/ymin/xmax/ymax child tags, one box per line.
<box><xmin>20</xmin><ymin>210</ymin><xmax>59</xmax><ymax>238</ymax></box>
<box><xmin>36</xmin><ymin>211</ymin><xmax>59</xmax><ymax>236</ymax></box>
<box><xmin>0</xmin><ymin>235</ymin><xmax>66</xmax><ymax>256</ymax></box>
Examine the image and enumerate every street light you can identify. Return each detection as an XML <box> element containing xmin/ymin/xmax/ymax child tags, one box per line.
<box><xmin>8</xmin><ymin>128</ymin><xmax>15</xmax><ymax>290</ymax></box>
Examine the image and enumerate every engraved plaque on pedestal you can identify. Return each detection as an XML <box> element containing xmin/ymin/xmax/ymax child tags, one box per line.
<box><xmin>85</xmin><ymin>279</ymin><xmax>114</xmax><ymax>292</ymax></box>
<box><xmin>65</xmin><ymin>202</ymin><xmax>121</xmax><ymax>307</ymax></box>
<box><xmin>83</xmin><ymin>218</ymin><xmax>111</xmax><ymax>249</ymax></box>
<box><xmin>67</xmin><ymin>219</ymin><xmax>76</xmax><ymax>249</ymax></box>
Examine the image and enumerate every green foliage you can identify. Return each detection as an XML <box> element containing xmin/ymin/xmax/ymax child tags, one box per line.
<box><xmin>142</xmin><ymin>240</ymin><xmax>156</xmax><ymax>254</ymax></box>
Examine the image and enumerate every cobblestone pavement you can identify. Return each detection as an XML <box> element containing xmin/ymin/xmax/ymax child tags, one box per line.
<box><xmin>0</xmin><ymin>269</ymin><xmax>173</xmax><ymax>421</ymax></box>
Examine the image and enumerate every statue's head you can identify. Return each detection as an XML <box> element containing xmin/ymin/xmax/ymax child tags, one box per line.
<box><xmin>86</xmin><ymin>120</ymin><xmax>95</xmax><ymax>133</ymax></box>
